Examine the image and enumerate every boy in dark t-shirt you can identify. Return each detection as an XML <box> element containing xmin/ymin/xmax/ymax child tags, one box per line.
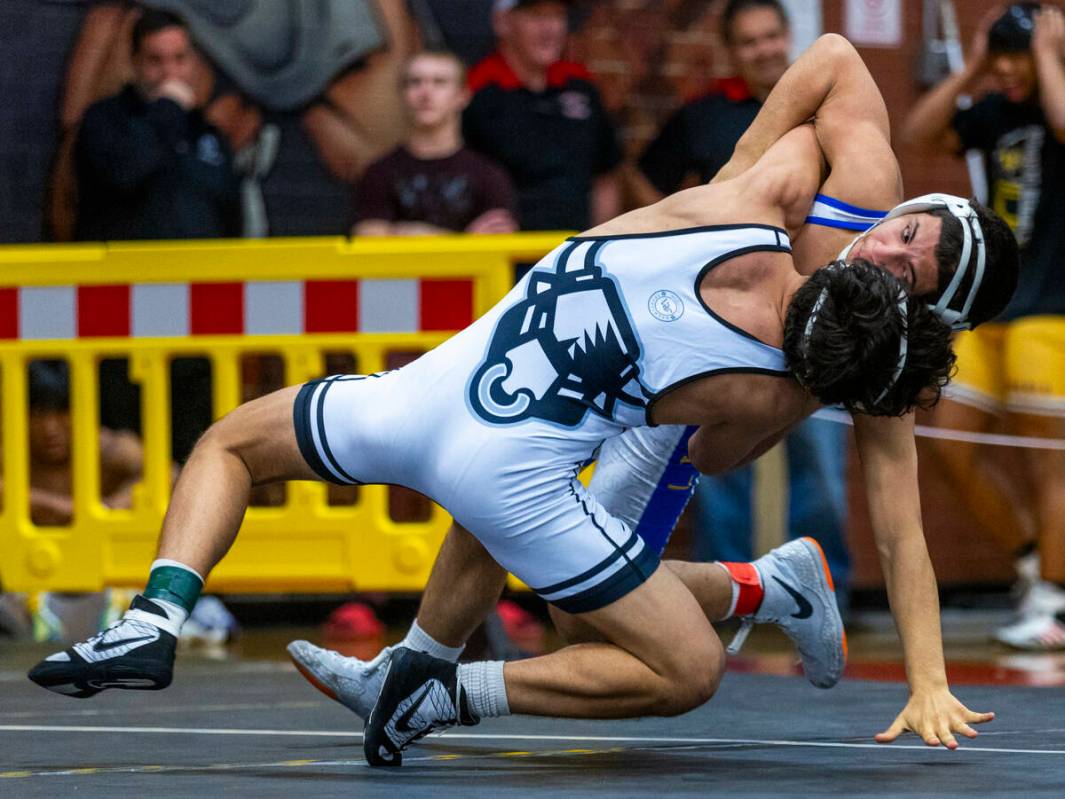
<box><xmin>354</xmin><ymin>50</ymin><xmax>517</xmax><ymax>236</ymax></box>
<box><xmin>902</xmin><ymin>2</ymin><xmax>1065</xmax><ymax>649</ymax></box>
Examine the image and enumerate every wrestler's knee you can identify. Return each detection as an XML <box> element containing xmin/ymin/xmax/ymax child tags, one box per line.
<box><xmin>655</xmin><ymin>632</ymin><xmax>724</xmax><ymax>715</ymax></box>
<box><xmin>188</xmin><ymin>386</ymin><xmax>306</xmax><ymax>483</ymax></box>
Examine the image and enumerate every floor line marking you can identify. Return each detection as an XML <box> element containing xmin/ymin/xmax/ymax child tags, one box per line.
<box><xmin>1</xmin><ymin>725</ymin><xmax>1063</xmax><ymax>755</ymax></box>
<box><xmin>0</xmin><ymin>700</ymin><xmax>326</xmax><ymax>720</ymax></box>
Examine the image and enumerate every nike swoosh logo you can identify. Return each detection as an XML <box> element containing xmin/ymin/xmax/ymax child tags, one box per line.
<box><xmin>93</xmin><ymin>634</ymin><xmax>156</xmax><ymax>653</ymax></box>
<box><xmin>772</xmin><ymin>576</ymin><xmax>813</xmax><ymax>619</ymax></box>
<box><xmin>393</xmin><ymin>683</ymin><xmax>434</xmax><ymax>735</ymax></box>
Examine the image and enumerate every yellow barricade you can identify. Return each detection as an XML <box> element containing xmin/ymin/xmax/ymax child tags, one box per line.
<box><xmin>0</xmin><ymin>234</ymin><xmax>565</xmax><ymax>593</ymax></box>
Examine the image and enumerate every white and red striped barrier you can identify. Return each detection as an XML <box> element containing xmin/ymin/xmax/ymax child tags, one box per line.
<box><xmin>0</xmin><ymin>278</ymin><xmax>475</xmax><ymax>339</ymax></box>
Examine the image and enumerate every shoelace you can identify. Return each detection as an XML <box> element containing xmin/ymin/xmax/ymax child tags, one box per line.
<box><xmin>726</xmin><ymin>618</ymin><xmax>754</xmax><ymax>656</ymax></box>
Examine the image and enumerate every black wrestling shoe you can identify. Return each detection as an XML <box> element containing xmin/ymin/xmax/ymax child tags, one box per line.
<box><xmin>28</xmin><ymin>595</ymin><xmax>177</xmax><ymax>699</ymax></box>
<box><xmin>364</xmin><ymin>647</ymin><xmax>479</xmax><ymax>767</ymax></box>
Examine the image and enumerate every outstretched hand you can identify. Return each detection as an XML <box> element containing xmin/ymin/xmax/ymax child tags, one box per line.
<box><xmin>875</xmin><ymin>688</ymin><xmax>995</xmax><ymax>750</ymax></box>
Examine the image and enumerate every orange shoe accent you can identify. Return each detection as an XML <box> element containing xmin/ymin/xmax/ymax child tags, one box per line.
<box><xmin>289</xmin><ymin>652</ymin><xmax>339</xmax><ymax>702</ymax></box>
<box><xmin>800</xmin><ymin>536</ymin><xmax>848</xmax><ymax>662</ymax></box>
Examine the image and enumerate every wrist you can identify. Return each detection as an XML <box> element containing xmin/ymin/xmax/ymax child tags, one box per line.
<box><xmin>908</xmin><ymin>670</ymin><xmax>949</xmax><ymax>694</ymax></box>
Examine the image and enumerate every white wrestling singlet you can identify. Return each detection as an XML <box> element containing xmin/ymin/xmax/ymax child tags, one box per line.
<box><xmin>295</xmin><ymin>225</ymin><xmax>791</xmax><ymax>612</ymax></box>
<box><xmin>581</xmin><ymin>194</ymin><xmax>889</xmax><ymax>558</ymax></box>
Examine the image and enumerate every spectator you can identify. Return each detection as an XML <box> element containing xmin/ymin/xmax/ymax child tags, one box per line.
<box><xmin>463</xmin><ymin>0</ymin><xmax>622</xmax><ymax>230</ymax></box>
<box><xmin>73</xmin><ymin>8</ymin><xmax>239</xmax><ymax>241</ymax></box>
<box><xmin>354</xmin><ymin>50</ymin><xmax>517</xmax><ymax>236</ymax></box>
<box><xmin>635</xmin><ymin>0</ymin><xmax>851</xmax><ymax>597</ymax></box>
<box><xmin>902</xmin><ymin>3</ymin><xmax>1065</xmax><ymax>649</ymax></box>
<box><xmin>24</xmin><ymin>360</ymin><xmax>142</xmax><ymax>526</ymax></box>
<box><xmin>12</xmin><ymin>360</ymin><xmax>236</xmax><ymax>645</ymax></box>
<box><xmin>633</xmin><ymin>0</ymin><xmax>790</xmax><ymax>202</ymax></box>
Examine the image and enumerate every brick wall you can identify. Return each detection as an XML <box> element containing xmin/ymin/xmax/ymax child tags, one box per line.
<box><xmin>569</xmin><ymin>1</ymin><xmax>1018</xmax><ymax>588</ymax></box>
<box><xmin>569</xmin><ymin>0</ymin><xmax>976</xmax><ymax>191</ymax></box>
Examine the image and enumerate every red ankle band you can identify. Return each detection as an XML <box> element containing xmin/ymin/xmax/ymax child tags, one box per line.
<box><xmin>719</xmin><ymin>561</ymin><xmax>764</xmax><ymax>617</ymax></box>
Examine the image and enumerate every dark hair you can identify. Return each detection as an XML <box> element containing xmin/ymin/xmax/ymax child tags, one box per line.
<box><xmin>28</xmin><ymin>360</ymin><xmax>70</xmax><ymax>411</ymax></box>
<box><xmin>721</xmin><ymin>0</ymin><xmax>789</xmax><ymax>44</ymax></box>
<box><xmin>783</xmin><ymin>260</ymin><xmax>956</xmax><ymax>417</ymax></box>
<box><xmin>988</xmin><ymin>3</ymin><xmax>1040</xmax><ymax>53</ymax></box>
<box><xmin>132</xmin><ymin>9</ymin><xmax>187</xmax><ymax>55</ymax></box>
<box><xmin>926</xmin><ymin>199</ymin><xmax>1019</xmax><ymax>327</ymax></box>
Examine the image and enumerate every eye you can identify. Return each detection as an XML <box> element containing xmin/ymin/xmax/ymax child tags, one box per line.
<box><xmin>902</xmin><ymin>226</ymin><xmax>913</xmax><ymax>244</ymax></box>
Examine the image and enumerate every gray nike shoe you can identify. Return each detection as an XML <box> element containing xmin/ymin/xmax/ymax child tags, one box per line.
<box><xmin>287</xmin><ymin>640</ymin><xmax>392</xmax><ymax>720</ymax></box>
<box><xmin>730</xmin><ymin>537</ymin><xmax>847</xmax><ymax>689</ymax></box>
<box><xmin>364</xmin><ymin>647</ymin><xmax>478</xmax><ymax>767</ymax></box>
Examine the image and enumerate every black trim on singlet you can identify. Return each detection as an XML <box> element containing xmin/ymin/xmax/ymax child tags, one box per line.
<box><xmin>530</xmin><ymin>512</ymin><xmax>642</xmax><ymax>595</ymax></box>
<box><xmin>694</xmin><ymin>242</ymin><xmax>793</xmax><ymax>347</ymax></box>
<box><xmin>292</xmin><ymin>376</ymin><xmax>363</xmax><ymax>486</ymax></box>
<box><xmin>550</xmin><ymin>546</ymin><xmax>660</xmax><ymax>614</ymax></box>
<box><xmin>567</xmin><ymin>222</ymin><xmax>789</xmax><ymax>242</ymax></box>
<box><xmin>294</xmin><ymin>379</ymin><xmax>347</xmax><ymax>485</ymax></box>
<box><xmin>645</xmin><ymin>366</ymin><xmax>794</xmax><ymax>427</ymax></box>
<box><xmin>529</xmin><ymin>485</ymin><xmax>660</xmax><ymax>615</ymax></box>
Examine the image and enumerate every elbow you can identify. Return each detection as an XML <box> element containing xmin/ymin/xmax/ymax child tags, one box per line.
<box><xmin>814</xmin><ymin>33</ymin><xmax>860</xmax><ymax>69</ymax></box>
<box><xmin>687</xmin><ymin>438</ymin><xmax>718</xmax><ymax>476</ymax></box>
<box><xmin>689</xmin><ymin>448</ymin><xmax>736</xmax><ymax>476</ymax></box>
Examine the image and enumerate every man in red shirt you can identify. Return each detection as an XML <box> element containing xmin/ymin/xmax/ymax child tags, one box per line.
<box><xmin>463</xmin><ymin>0</ymin><xmax>622</xmax><ymax>231</ymax></box>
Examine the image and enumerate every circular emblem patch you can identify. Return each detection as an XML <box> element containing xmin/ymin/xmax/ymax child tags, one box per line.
<box><xmin>648</xmin><ymin>289</ymin><xmax>684</xmax><ymax>322</ymax></box>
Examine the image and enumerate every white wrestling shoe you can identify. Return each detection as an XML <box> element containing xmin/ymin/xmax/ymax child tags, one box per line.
<box><xmin>287</xmin><ymin>640</ymin><xmax>392</xmax><ymax>720</ymax></box>
<box><xmin>728</xmin><ymin>537</ymin><xmax>847</xmax><ymax>689</ymax></box>
<box><xmin>995</xmin><ymin>613</ymin><xmax>1065</xmax><ymax>651</ymax></box>
<box><xmin>995</xmin><ymin>581</ymin><xmax>1065</xmax><ymax>651</ymax></box>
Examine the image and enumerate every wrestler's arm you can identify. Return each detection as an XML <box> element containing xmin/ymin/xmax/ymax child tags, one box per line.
<box><xmin>714</xmin><ymin>34</ymin><xmax>888</xmax><ymax>184</ymax></box>
<box><xmin>806</xmin><ymin>40</ymin><xmax>994</xmax><ymax>746</ymax></box>
<box><xmin>853</xmin><ymin>414</ymin><xmax>995</xmax><ymax>749</ymax></box>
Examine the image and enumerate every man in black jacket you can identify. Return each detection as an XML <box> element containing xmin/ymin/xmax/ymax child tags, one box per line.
<box><xmin>74</xmin><ymin>9</ymin><xmax>239</xmax><ymax>241</ymax></box>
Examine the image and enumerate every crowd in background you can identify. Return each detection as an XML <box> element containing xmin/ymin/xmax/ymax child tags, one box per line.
<box><xmin>1</xmin><ymin>0</ymin><xmax>1063</xmax><ymax>654</ymax></box>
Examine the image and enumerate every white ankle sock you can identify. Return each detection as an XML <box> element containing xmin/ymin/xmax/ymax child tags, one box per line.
<box><xmin>457</xmin><ymin>661</ymin><xmax>510</xmax><ymax>719</ymax></box>
<box><xmin>715</xmin><ymin>562</ymin><xmax>740</xmax><ymax>619</ymax></box>
<box><xmin>400</xmin><ymin>619</ymin><xmax>465</xmax><ymax>662</ymax></box>
<box><xmin>125</xmin><ymin>597</ymin><xmax>188</xmax><ymax>638</ymax></box>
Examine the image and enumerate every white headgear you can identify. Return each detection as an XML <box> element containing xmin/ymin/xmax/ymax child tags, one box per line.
<box><xmin>838</xmin><ymin>193</ymin><xmax>987</xmax><ymax>332</ymax></box>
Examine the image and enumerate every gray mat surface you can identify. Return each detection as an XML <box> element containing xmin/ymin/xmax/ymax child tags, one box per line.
<box><xmin>2</xmin><ymin>652</ymin><xmax>1063</xmax><ymax>798</ymax></box>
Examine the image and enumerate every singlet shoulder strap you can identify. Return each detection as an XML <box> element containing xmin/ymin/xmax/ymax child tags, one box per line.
<box><xmin>806</xmin><ymin>194</ymin><xmax>886</xmax><ymax>232</ymax></box>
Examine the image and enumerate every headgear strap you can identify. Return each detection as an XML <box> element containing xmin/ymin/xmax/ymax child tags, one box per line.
<box><xmin>838</xmin><ymin>193</ymin><xmax>986</xmax><ymax>331</ymax></box>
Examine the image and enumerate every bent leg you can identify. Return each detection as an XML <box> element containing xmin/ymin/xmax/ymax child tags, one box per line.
<box><xmin>1013</xmin><ymin>412</ymin><xmax>1065</xmax><ymax>583</ymax></box>
<box><xmin>505</xmin><ymin>565</ymin><xmax>724</xmax><ymax>718</ymax></box>
<box><xmin>416</xmin><ymin>523</ymin><xmax>508</xmax><ymax>648</ymax></box>
<box><xmin>157</xmin><ymin>385</ymin><xmax>319</xmax><ymax>577</ymax></box>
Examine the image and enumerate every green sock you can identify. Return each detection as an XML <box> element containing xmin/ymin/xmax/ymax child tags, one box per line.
<box><xmin>144</xmin><ymin>559</ymin><xmax>203</xmax><ymax>613</ymax></box>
